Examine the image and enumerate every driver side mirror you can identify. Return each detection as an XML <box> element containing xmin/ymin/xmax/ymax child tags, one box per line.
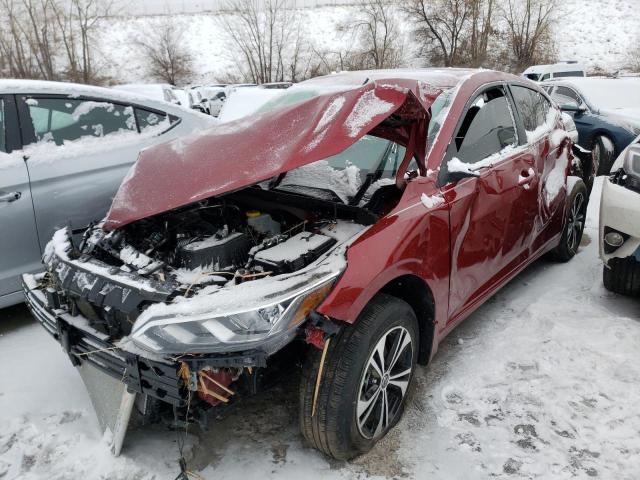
<box><xmin>560</xmin><ymin>103</ymin><xmax>586</xmax><ymax>114</ymax></box>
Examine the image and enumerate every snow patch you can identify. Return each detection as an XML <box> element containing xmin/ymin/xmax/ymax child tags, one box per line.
<box><xmin>280</xmin><ymin>160</ymin><xmax>362</xmax><ymax>203</ymax></box>
<box><xmin>343</xmin><ymin>90</ymin><xmax>395</xmax><ymax>137</ymax></box>
<box><xmin>421</xmin><ymin>193</ymin><xmax>444</xmax><ymax>209</ymax></box>
<box><xmin>526</xmin><ymin>107</ymin><xmax>560</xmax><ymax>143</ymax></box>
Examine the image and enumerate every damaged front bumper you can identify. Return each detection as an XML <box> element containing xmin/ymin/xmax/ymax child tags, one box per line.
<box><xmin>599</xmin><ymin>177</ymin><xmax>640</xmax><ymax>264</ymax></box>
<box><xmin>22</xmin><ymin>272</ymin><xmax>272</xmax><ymax>409</ymax></box>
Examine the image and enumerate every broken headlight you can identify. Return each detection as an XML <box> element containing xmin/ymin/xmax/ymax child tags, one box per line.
<box><xmin>130</xmin><ymin>275</ymin><xmax>338</xmax><ymax>355</ymax></box>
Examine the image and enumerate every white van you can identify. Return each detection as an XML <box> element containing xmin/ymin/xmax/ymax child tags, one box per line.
<box><xmin>523</xmin><ymin>62</ymin><xmax>586</xmax><ymax>82</ymax></box>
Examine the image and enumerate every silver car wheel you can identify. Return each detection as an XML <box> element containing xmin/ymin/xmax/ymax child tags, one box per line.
<box><xmin>356</xmin><ymin>326</ymin><xmax>413</xmax><ymax>440</ymax></box>
<box><xmin>566</xmin><ymin>191</ymin><xmax>585</xmax><ymax>253</ymax></box>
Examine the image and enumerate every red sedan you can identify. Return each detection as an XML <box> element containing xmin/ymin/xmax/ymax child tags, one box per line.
<box><xmin>24</xmin><ymin>69</ymin><xmax>587</xmax><ymax>460</ymax></box>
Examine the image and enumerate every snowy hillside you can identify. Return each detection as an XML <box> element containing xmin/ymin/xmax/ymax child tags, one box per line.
<box><xmin>98</xmin><ymin>0</ymin><xmax>640</xmax><ymax>84</ymax></box>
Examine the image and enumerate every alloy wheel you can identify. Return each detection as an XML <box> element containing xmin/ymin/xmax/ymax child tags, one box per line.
<box><xmin>566</xmin><ymin>192</ymin><xmax>585</xmax><ymax>253</ymax></box>
<box><xmin>356</xmin><ymin>326</ymin><xmax>414</xmax><ymax>439</ymax></box>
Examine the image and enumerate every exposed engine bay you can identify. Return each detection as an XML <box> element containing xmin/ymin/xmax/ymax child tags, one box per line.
<box><xmin>61</xmin><ymin>187</ymin><xmax>378</xmax><ymax>339</ymax></box>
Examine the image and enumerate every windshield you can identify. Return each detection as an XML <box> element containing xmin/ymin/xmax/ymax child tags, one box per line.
<box><xmin>275</xmin><ymin>135</ymin><xmax>401</xmax><ymax>204</ymax></box>
<box><xmin>577</xmin><ymin>79</ymin><xmax>640</xmax><ymax>110</ymax></box>
<box><xmin>525</xmin><ymin>73</ymin><xmax>540</xmax><ymax>81</ymax></box>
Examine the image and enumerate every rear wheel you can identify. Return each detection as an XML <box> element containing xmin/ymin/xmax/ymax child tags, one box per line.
<box><xmin>551</xmin><ymin>179</ymin><xmax>587</xmax><ymax>262</ymax></box>
<box><xmin>603</xmin><ymin>257</ymin><xmax>640</xmax><ymax>296</ymax></box>
<box><xmin>299</xmin><ymin>294</ymin><xmax>418</xmax><ymax>460</ymax></box>
<box><xmin>593</xmin><ymin>135</ymin><xmax>615</xmax><ymax>175</ymax></box>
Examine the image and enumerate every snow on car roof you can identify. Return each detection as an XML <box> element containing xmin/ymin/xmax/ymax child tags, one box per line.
<box><xmin>0</xmin><ymin>79</ymin><xmax>188</xmax><ymax>113</ymax></box>
<box><xmin>304</xmin><ymin>67</ymin><xmax>482</xmax><ymax>89</ymax></box>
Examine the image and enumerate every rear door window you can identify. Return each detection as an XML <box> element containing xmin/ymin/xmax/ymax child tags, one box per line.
<box><xmin>25</xmin><ymin>97</ymin><xmax>136</xmax><ymax>146</ymax></box>
<box><xmin>0</xmin><ymin>99</ymin><xmax>6</xmax><ymax>153</ymax></box>
<box><xmin>510</xmin><ymin>85</ymin><xmax>553</xmax><ymax>140</ymax></box>
<box><xmin>452</xmin><ymin>86</ymin><xmax>518</xmax><ymax>165</ymax></box>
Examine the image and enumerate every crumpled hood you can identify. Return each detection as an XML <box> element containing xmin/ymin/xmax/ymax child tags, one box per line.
<box><xmin>103</xmin><ymin>78</ymin><xmax>441</xmax><ymax>230</ymax></box>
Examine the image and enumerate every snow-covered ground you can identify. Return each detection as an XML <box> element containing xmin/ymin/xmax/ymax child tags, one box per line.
<box><xmin>99</xmin><ymin>0</ymin><xmax>640</xmax><ymax>85</ymax></box>
<box><xmin>1</xmin><ymin>178</ymin><xmax>639</xmax><ymax>480</ymax></box>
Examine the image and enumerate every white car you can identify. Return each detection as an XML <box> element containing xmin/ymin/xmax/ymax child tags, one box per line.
<box><xmin>112</xmin><ymin>83</ymin><xmax>181</xmax><ymax>105</ymax></box>
<box><xmin>599</xmin><ymin>135</ymin><xmax>640</xmax><ymax>296</ymax></box>
<box><xmin>523</xmin><ymin>62</ymin><xmax>586</xmax><ymax>82</ymax></box>
<box><xmin>172</xmin><ymin>88</ymin><xmax>191</xmax><ymax>108</ymax></box>
<box><xmin>0</xmin><ymin>80</ymin><xmax>216</xmax><ymax>308</ymax></box>
<box><xmin>217</xmin><ymin>86</ymin><xmax>286</xmax><ymax>122</ymax></box>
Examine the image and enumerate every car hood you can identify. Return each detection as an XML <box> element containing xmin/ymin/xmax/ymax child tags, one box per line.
<box><xmin>600</xmin><ymin>108</ymin><xmax>640</xmax><ymax>130</ymax></box>
<box><xmin>103</xmin><ymin>79</ymin><xmax>441</xmax><ymax>230</ymax></box>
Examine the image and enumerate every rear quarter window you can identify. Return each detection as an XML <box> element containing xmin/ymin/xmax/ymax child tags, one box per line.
<box><xmin>134</xmin><ymin>108</ymin><xmax>178</xmax><ymax>133</ymax></box>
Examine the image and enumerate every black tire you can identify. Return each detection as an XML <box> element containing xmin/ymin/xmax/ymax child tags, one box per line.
<box><xmin>551</xmin><ymin>179</ymin><xmax>587</xmax><ymax>262</ymax></box>
<box><xmin>299</xmin><ymin>294</ymin><xmax>419</xmax><ymax>460</ymax></box>
<box><xmin>593</xmin><ymin>134</ymin><xmax>616</xmax><ymax>176</ymax></box>
<box><xmin>603</xmin><ymin>257</ymin><xmax>640</xmax><ymax>296</ymax></box>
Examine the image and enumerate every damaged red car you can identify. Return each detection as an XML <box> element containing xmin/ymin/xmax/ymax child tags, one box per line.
<box><xmin>23</xmin><ymin>69</ymin><xmax>587</xmax><ymax>460</ymax></box>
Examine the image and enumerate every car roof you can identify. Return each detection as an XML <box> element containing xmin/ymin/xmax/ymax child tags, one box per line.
<box><xmin>0</xmin><ymin>79</ymin><xmax>198</xmax><ymax>116</ymax></box>
<box><xmin>523</xmin><ymin>63</ymin><xmax>585</xmax><ymax>74</ymax></box>
<box><xmin>303</xmin><ymin>68</ymin><xmax>485</xmax><ymax>89</ymax></box>
<box><xmin>543</xmin><ymin>77</ymin><xmax>640</xmax><ymax>86</ymax></box>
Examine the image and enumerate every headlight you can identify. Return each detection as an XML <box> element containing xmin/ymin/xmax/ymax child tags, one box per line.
<box><xmin>621</xmin><ymin>144</ymin><xmax>640</xmax><ymax>191</ymax></box>
<box><xmin>131</xmin><ymin>275</ymin><xmax>338</xmax><ymax>355</ymax></box>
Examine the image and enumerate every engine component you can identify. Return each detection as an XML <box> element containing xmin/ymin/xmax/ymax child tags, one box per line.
<box><xmin>246</xmin><ymin>210</ymin><xmax>281</xmax><ymax>235</ymax></box>
<box><xmin>252</xmin><ymin>232</ymin><xmax>336</xmax><ymax>274</ymax></box>
<box><xmin>177</xmin><ymin>231</ymin><xmax>252</xmax><ymax>269</ymax></box>
<box><xmin>197</xmin><ymin>368</ymin><xmax>239</xmax><ymax>406</ymax></box>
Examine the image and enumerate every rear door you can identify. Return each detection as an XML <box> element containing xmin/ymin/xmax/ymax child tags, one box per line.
<box><xmin>16</xmin><ymin>95</ymin><xmax>173</xmax><ymax>249</ymax></box>
<box><xmin>439</xmin><ymin>84</ymin><xmax>539</xmax><ymax>323</ymax></box>
<box><xmin>509</xmin><ymin>85</ymin><xmax>566</xmax><ymax>249</ymax></box>
<box><xmin>0</xmin><ymin>95</ymin><xmax>42</xmax><ymax>302</ymax></box>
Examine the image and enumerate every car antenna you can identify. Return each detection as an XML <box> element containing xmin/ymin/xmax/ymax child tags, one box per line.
<box><xmin>362</xmin><ymin>78</ymin><xmax>369</xmax><ymax>85</ymax></box>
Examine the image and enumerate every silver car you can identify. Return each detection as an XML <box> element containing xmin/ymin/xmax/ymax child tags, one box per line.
<box><xmin>0</xmin><ymin>80</ymin><xmax>215</xmax><ymax>308</ymax></box>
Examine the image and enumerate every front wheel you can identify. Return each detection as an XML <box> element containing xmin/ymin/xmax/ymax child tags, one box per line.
<box><xmin>603</xmin><ymin>257</ymin><xmax>640</xmax><ymax>296</ymax></box>
<box><xmin>299</xmin><ymin>294</ymin><xmax>418</xmax><ymax>460</ymax></box>
<box><xmin>551</xmin><ymin>178</ymin><xmax>587</xmax><ymax>262</ymax></box>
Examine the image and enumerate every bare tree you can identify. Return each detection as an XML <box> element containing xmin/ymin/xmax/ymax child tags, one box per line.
<box><xmin>0</xmin><ymin>0</ymin><xmax>58</xmax><ymax>79</ymax></box>
<box><xmin>136</xmin><ymin>20</ymin><xmax>194</xmax><ymax>85</ymax></box>
<box><xmin>0</xmin><ymin>0</ymin><xmax>111</xmax><ymax>83</ymax></box>
<box><xmin>349</xmin><ymin>0</ymin><xmax>405</xmax><ymax>69</ymax></box>
<box><xmin>52</xmin><ymin>0</ymin><xmax>113</xmax><ymax>83</ymax></box>
<box><xmin>502</xmin><ymin>0</ymin><xmax>557</xmax><ymax>71</ymax></box>
<box><xmin>218</xmin><ymin>0</ymin><xmax>310</xmax><ymax>83</ymax></box>
<box><xmin>404</xmin><ymin>0</ymin><xmax>471</xmax><ymax>67</ymax></box>
<box><xmin>627</xmin><ymin>42</ymin><xmax>640</xmax><ymax>72</ymax></box>
<box><xmin>465</xmin><ymin>0</ymin><xmax>494</xmax><ymax>67</ymax></box>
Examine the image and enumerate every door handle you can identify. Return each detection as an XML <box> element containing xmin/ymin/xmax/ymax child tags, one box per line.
<box><xmin>0</xmin><ymin>191</ymin><xmax>21</xmax><ymax>203</ymax></box>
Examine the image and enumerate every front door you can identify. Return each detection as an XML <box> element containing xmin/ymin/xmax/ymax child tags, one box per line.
<box><xmin>0</xmin><ymin>95</ymin><xmax>41</xmax><ymax>303</ymax></box>
<box><xmin>440</xmin><ymin>85</ymin><xmax>539</xmax><ymax>324</ymax></box>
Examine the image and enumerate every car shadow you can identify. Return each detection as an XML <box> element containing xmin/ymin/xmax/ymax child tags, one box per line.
<box><xmin>0</xmin><ymin>304</ymin><xmax>35</xmax><ymax>335</ymax></box>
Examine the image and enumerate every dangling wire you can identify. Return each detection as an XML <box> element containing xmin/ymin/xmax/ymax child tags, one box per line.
<box><xmin>173</xmin><ymin>374</ymin><xmax>204</xmax><ymax>480</ymax></box>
